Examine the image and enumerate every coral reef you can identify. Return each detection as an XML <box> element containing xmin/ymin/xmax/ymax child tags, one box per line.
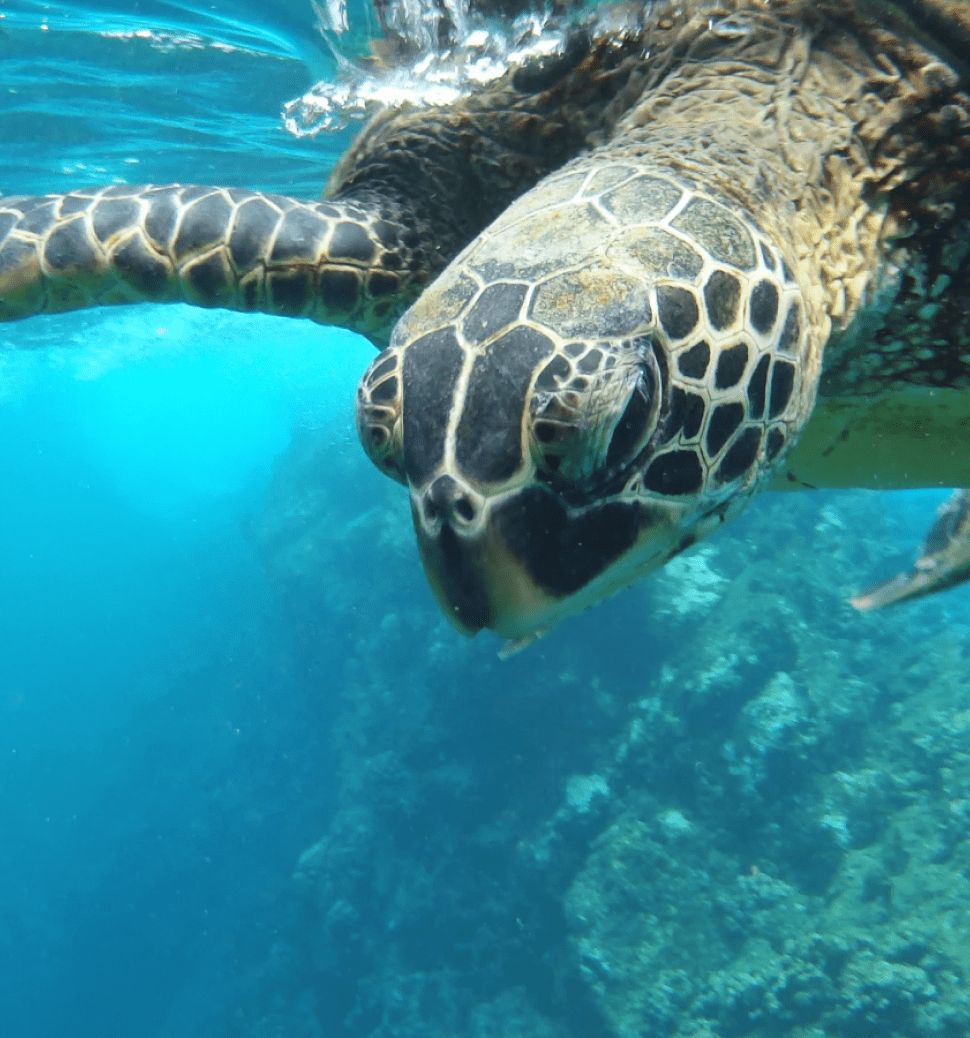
<box><xmin>237</xmin><ymin>427</ymin><xmax>970</xmax><ymax>1038</ymax></box>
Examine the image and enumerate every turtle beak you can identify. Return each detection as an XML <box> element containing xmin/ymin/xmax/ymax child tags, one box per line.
<box><xmin>411</xmin><ymin>498</ymin><xmax>492</xmax><ymax>635</ymax></box>
<box><xmin>411</xmin><ymin>475</ymin><xmax>668</xmax><ymax>643</ymax></box>
<box><xmin>410</xmin><ymin>485</ymin><xmax>558</xmax><ymax>640</ymax></box>
<box><xmin>412</xmin><ymin>508</ymin><xmax>566</xmax><ymax>640</ymax></box>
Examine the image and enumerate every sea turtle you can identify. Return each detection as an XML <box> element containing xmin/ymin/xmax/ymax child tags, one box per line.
<box><xmin>2</xmin><ymin>0</ymin><xmax>970</xmax><ymax>649</ymax></box>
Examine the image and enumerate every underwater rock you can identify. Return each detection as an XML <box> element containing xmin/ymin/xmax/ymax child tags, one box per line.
<box><xmin>469</xmin><ymin>988</ymin><xmax>568</xmax><ymax>1038</ymax></box>
<box><xmin>564</xmin><ymin>773</ymin><xmax>610</xmax><ymax>814</ymax></box>
<box><xmin>652</xmin><ymin>546</ymin><xmax>728</xmax><ymax>619</ymax></box>
<box><xmin>244</xmin><ymin>426</ymin><xmax>970</xmax><ymax>1038</ymax></box>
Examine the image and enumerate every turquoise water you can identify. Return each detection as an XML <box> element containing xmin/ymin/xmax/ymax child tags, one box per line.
<box><xmin>0</xmin><ymin>4</ymin><xmax>372</xmax><ymax>1034</ymax></box>
<box><xmin>1</xmin><ymin>4</ymin><xmax>969</xmax><ymax>1038</ymax></box>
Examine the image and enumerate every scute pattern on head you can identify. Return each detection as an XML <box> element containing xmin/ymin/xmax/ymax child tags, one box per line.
<box><xmin>359</xmin><ymin>159</ymin><xmax>811</xmax><ymax>514</ymax></box>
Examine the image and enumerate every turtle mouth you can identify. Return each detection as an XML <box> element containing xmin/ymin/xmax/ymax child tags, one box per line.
<box><xmin>413</xmin><ymin>513</ymin><xmax>494</xmax><ymax>635</ymax></box>
<box><xmin>411</xmin><ymin>483</ymin><xmax>672</xmax><ymax>641</ymax></box>
<box><xmin>411</xmin><ymin>493</ymin><xmax>554</xmax><ymax>639</ymax></box>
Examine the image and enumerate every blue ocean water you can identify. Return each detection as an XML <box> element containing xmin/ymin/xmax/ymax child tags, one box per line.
<box><xmin>1</xmin><ymin>4</ymin><xmax>969</xmax><ymax>1038</ymax></box>
<box><xmin>0</xmin><ymin>3</ymin><xmax>378</xmax><ymax>1035</ymax></box>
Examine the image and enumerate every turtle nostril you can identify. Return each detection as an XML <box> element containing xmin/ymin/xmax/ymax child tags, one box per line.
<box><xmin>454</xmin><ymin>496</ymin><xmax>475</xmax><ymax>523</ymax></box>
<box><xmin>424</xmin><ymin>474</ymin><xmax>482</xmax><ymax>529</ymax></box>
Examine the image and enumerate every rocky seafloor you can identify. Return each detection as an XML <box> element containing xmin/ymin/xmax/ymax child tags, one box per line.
<box><xmin>230</xmin><ymin>424</ymin><xmax>970</xmax><ymax>1038</ymax></box>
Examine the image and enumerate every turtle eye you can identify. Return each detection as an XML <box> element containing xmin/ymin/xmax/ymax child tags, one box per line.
<box><xmin>605</xmin><ymin>378</ymin><xmax>655</xmax><ymax>471</ymax></box>
<box><xmin>356</xmin><ymin>348</ymin><xmax>406</xmax><ymax>485</ymax></box>
<box><xmin>530</xmin><ymin>344</ymin><xmax>661</xmax><ymax>488</ymax></box>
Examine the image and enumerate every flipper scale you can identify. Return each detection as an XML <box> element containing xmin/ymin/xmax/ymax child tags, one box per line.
<box><xmin>0</xmin><ymin>185</ymin><xmax>427</xmax><ymax>344</ymax></box>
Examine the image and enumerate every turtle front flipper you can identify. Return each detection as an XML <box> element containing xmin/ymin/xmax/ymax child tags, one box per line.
<box><xmin>0</xmin><ymin>27</ymin><xmax>651</xmax><ymax>348</ymax></box>
<box><xmin>0</xmin><ymin>185</ymin><xmax>429</xmax><ymax>344</ymax></box>
<box><xmin>851</xmin><ymin>490</ymin><xmax>970</xmax><ymax>610</ymax></box>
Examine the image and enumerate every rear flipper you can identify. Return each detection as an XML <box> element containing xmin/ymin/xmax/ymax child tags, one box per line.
<box><xmin>851</xmin><ymin>489</ymin><xmax>970</xmax><ymax>610</ymax></box>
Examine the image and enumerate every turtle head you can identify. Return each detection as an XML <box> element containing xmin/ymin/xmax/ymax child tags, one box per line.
<box><xmin>356</xmin><ymin>163</ymin><xmax>813</xmax><ymax>642</ymax></box>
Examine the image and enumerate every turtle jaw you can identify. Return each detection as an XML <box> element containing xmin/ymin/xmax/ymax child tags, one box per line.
<box><xmin>411</xmin><ymin>482</ymin><xmax>689</xmax><ymax>642</ymax></box>
<box><xmin>411</xmin><ymin>496</ymin><xmax>550</xmax><ymax>638</ymax></box>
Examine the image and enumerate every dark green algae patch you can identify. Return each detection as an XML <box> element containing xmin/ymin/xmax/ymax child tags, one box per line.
<box><xmin>236</xmin><ymin>427</ymin><xmax>970</xmax><ymax>1038</ymax></box>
